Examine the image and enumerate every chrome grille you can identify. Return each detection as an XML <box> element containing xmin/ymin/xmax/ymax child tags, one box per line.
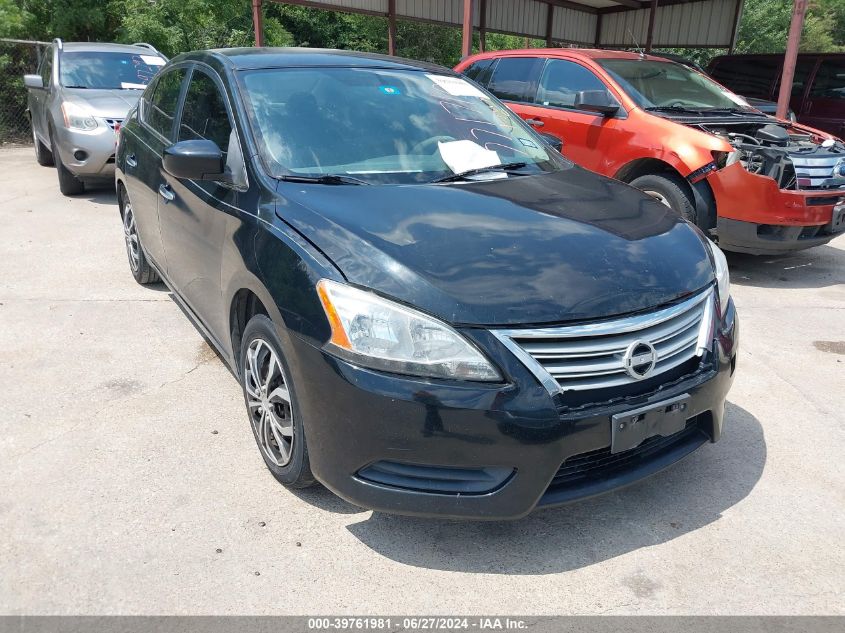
<box><xmin>791</xmin><ymin>153</ymin><xmax>845</xmax><ymax>189</ymax></box>
<box><xmin>493</xmin><ymin>289</ymin><xmax>715</xmax><ymax>395</ymax></box>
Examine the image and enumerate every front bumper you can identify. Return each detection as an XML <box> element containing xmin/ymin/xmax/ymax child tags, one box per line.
<box><xmin>53</xmin><ymin>122</ymin><xmax>119</xmax><ymax>178</ymax></box>
<box><xmin>283</xmin><ymin>300</ymin><xmax>738</xmax><ymax>520</ymax></box>
<box><xmin>717</xmin><ymin>214</ymin><xmax>845</xmax><ymax>255</ymax></box>
<box><xmin>708</xmin><ymin>163</ymin><xmax>845</xmax><ymax>255</ymax></box>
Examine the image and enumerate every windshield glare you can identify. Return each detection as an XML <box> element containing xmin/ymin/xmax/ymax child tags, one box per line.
<box><xmin>240</xmin><ymin>67</ymin><xmax>565</xmax><ymax>184</ymax></box>
<box><xmin>60</xmin><ymin>51</ymin><xmax>165</xmax><ymax>90</ymax></box>
<box><xmin>597</xmin><ymin>59</ymin><xmax>753</xmax><ymax>111</ymax></box>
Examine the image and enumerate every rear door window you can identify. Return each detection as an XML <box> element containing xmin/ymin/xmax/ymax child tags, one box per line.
<box><xmin>143</xmin><ymin>68</ymin><xmax>187</xmax><ymax>140</ymax></box>
<box><xmin>809</xmin><ymin>59</ymin><xmax>845</xmax><ymax>100</ymax></box>
<box><xmin>709</xmin><ymin>57</ymin><xmax>779</xmax><ymax>99</ymax></box>
<box><xmin>486</xmin><ymin>57</ymin><xmax>543</xmax><ymax>103</ymax></box>
<box><xmin>536</xmin><ymin>59</ymin><xmax>608</xmax><ymax>109</ymax></box>
<box><xmin>773</xmin><ymin>58</ymin><xmax>817</xmax><ymax>98</ymax></box>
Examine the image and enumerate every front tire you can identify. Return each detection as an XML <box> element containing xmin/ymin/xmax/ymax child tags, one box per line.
<box><xmin>120</xmin><ymin>187</ymin><xmax>160</xmax><ymax>285</ymax></box>
<box><xmin>630</xmin><ymin>173</ymin><xmax>697</xmax><ymax>225</ymax></box>
<box><xmin>32</xmin><ymin>126</ymin><xmax>54</xmax><ymax>166</ymax></box>
<box><xmin>239</xmin><ymin>315</ymin><xmax>315</xmax><ymax>489</ymax></box>
<box><xmin>54</xmin><ymin>145</ymin><xmax>85</xmax><ymax>196</ymax></box>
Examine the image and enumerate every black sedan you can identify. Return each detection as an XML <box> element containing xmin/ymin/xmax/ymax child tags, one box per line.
<box><xmin>115</xmin><ymin>48</ymin><xmax>738</xmax><ymax>519</ymax></box>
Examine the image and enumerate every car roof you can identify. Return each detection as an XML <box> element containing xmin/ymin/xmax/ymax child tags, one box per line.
<box><xmin>462</xmin><ymin>47</ymin><xmax>676</xmax><ymax>63</ymax></box>
<box><xmin>172</xmin><ymin>47</ymin><xmax>452</xmax><ymax>73</ymax></box>
<box><xmin>59</xmin><ymin>42</ymin><xmax>163</xmax><ymax>55</ymax></box>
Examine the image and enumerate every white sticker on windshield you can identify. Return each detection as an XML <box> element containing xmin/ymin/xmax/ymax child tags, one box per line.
<box><xmin>140</xmin><ymin>55</ymin><xmax>166</xmax><ymax>66</ymax></box>
<box><xmin>437</xmin><ymin>140</ymin><xmax>500</xmax><ymax>175</ymax></box>
<box><xmin>426</xmin><ymin>74</ymin><xmax>486</xmax><ymax>98</ymax></box>
<box><xmin>121</xmin><ymin>82</ymin><xmax>147</xmax><ymax>90</ymax></box>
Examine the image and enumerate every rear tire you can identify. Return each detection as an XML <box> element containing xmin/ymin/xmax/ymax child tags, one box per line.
<box><xmin>630</xmin><ymin>173</ymin><xmax>697</xmax><ymax>225</ymax></box>
<box><xmin>119</xmin><ymin>186</ymin><xmax>160</xmax><ymax>285</ymax></box>
<box><xmin>239</xmin><ymin>314</ymin><xmax>315</xmax><ymax>489</ymax></box>
<box><xmin>32</xmin><ymin>126</ymin><xmax>54</xmax><ymax>167</ymax></box>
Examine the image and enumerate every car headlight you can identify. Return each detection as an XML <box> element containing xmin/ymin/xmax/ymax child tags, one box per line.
<box><xmin>316</xmin><ymin>279</ymin><xmax>501</xmax><ymax>382</ymax></box>
<box><xmin>708</xmin><ymin>240</ymin><xmax>731</xmax><ymax>313</ymax></box>
<box><xmin>61</xmin><ymin>102</ymin><xmax>98</xmax><ymax>131</ymax></box>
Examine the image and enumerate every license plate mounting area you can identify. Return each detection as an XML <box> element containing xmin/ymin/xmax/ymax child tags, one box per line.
<box><xmin>610</xmin><ymin>394</ymin><xmax>691</xmax><ymax>454</ymax></box>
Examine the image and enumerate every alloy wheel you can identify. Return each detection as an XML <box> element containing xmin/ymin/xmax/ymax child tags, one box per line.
<box><xmin>123</xmin><ymin>202</ymin><xmax>141</xmax><ymax>272</ymax></box>
<box><xmin>244</xmin><ymin>338</ymin><xmax>294</xmax><ymax>467</ymax></box>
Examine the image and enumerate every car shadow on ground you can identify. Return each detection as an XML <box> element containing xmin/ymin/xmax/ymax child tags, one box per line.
<box><xmin>338</xmin><ymin>402</ymin><xmax>764</xmax><ymax>574</ymax></box>
<box><xmin>727</xmin><ymin>243</ymin><xmax>844</xmax><ymax>290</ymax></box>
<box><xmin>80</xmin><ymin>185</ymin><xmax>118</xmax><ymax>206</ymax></box>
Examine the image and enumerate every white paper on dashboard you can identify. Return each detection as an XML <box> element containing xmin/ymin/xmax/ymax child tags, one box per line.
<box><xmin>140</xmin><ymin>55</ymin><xmax>165</xmax><ymax>66</ymax></box>
<box><xmin>437</xmin><ymin>140</ymin><xmax>500</xmax><ymax>175</ymax></box>
<box><xmin>121</xmin><ymin>82</ymin><xmax>147</xmax><ymax>90</ymax></box>
<box><xmin>425</xmin><ymin>74</ymin><xmax>486</xmax><ymax>98</ymax></box>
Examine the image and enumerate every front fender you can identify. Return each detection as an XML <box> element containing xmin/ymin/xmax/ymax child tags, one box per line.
<box><xmin>221</xmin><ymin>209</ymin><xmax>342</xmax><ymax>372</ymax></box>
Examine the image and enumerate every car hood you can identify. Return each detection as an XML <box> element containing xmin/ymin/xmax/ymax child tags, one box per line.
<box><xmin>275</xmin><ymin>166</ymin><xmax>714</xmax><ymax>326</ymax></box>
<box><xmin>64</xmin><ymin>88</ymin><xmax>141</xmax><ymax>118</ymax></box>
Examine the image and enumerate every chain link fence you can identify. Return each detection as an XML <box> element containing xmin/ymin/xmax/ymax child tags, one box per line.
<box><xmin>0</xmin><ymin>39</ymin><xmax>48</xmax><ymax>145</ymax></box>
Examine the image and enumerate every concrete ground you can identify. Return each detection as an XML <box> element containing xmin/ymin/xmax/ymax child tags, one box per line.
<box><xmin>0</xmin><ymin>146</ymin><xmax>843</xmax><ymax>615</ymax></box>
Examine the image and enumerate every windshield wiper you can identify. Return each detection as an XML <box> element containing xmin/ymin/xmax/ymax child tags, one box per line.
<box><xmin>644</xmin><ymin>105</ymin><xmax>708</xmax><ymax>114</ymax></box>
<box><xmin>63</xmin><ymin>85</ymin><xmax>89</xmax><ymax>89</ymax></box>
<box><xmin>279</xmin><ymin>174</ymin><xmax>371</xmax><ymax>186</ymax></box>
<box><xmin>646</xmin><ymin>105</ymin><xmax>764</xmax><ymax>117</ymax></box>
<box><xmin>431</xmin><ymin>162</ymin><xmax>529</xmax><ymax>183</ymax></box>
<box><xmin>702</xmin><ymin>107</ymin><xmax>766</xmax><ymax>116</ymax></box>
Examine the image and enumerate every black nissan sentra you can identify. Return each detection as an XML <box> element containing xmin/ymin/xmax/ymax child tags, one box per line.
<box><xmin>115</xmin><ymin>48</ymin><xmax>738</xmax><ymax>519</ymax></box>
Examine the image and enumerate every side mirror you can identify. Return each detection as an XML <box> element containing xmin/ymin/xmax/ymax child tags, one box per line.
<box><xmin>574</xmin><ymin>90</ymin><xmax>619</xmax><ymax>116</ymax></box>
<box><xmin>23</xmin><ymin>74</ymin><xmax>44</xmax><ymax>89</ymax></box>
<box><xmin>540</xmin><ymin>133</ymin><xmax>563</xmax><ymax>153</ymax></box>
<box><xmin>163</xmin><ymin>139</ymin><xmax>225</xmax><ymax>181</ymax></box>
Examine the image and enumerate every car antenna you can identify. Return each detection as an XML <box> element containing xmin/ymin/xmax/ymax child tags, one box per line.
<box><xmin>628</xmin><ymin>28</ymin><xmax>645</xmax><ymax>58</ymax></box>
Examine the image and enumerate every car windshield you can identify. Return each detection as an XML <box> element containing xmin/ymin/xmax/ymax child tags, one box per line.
<box><xmin>60</xmin><ymin>51</ymin><xmax>166</xmax><ymax>90</ymax></box>
<box><xmin>239</xmin><ymin>67</ymin><xmax>566</xmax><ymax>184</ymax></box>
<box><xmin>597</xmin><ymin>58</ymin><xmax>755</xmax><ymax>112</ymax></box>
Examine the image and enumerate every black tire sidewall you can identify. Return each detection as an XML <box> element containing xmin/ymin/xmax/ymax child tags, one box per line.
<box><xmin>53</xmin><ymin>140</ymin><xmax>84</xmax><ymax>196</ymax></box>
<box><xmin>33</xmin><ymin>128</ymin><xmax>53</xmax><ymax>166</ymax></box>
<box><xmin>631</xmin><ymin>173</ymin><xmax>697</xmax><ymax>225</ymax></box>
<box><xmin>239</xmin><ymin>314</ymin><xmax>313</xmax><ymax>487</ymax></box>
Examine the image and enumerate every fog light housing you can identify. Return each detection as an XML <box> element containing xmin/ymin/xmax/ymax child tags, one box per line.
<box><xmin>357</xmin><ymin>461</ymin><xmax>514</xmax><ymax>494</ymax></box>
<box><xmin>73</xmin><ymin>150</ymin><xmax>88</xmax><ymax>161</ymax></box>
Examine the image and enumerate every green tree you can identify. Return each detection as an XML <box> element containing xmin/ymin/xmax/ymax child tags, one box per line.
<box><xmin>0</xmin><ymin>0</ymin><xmax>30</xmax><ymax>38</ymax></box>
<box><xmin>735</xmin><ymin>0</ymin><xmax>844</xmax><ymax>53</ymax></box>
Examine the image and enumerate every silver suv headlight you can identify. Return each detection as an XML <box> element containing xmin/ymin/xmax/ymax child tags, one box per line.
<box><xmin>708</xmin><ymin>240</ymin><xmax>731</xmax><ymax>313</ymax></box>
<box><xmin>61</xmin><ymin>102</ymin><xmax>98</xmax><ymax>131</ymax></box>
<box><xmin>316</xmin><ymin>279</ymin><xmax>501</xmax><ymax>382</ymax></box>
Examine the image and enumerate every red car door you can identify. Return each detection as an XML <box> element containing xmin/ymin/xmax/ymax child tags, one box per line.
<box><xmin>506</xmin><ymin>58</ymin><xmax>628</xmax><ymax>176</ymax></box>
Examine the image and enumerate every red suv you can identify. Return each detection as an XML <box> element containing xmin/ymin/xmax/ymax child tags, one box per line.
<box><xmin>456</xmin><ymin>49</ymin><xmax>845</xmax><ymax>255</ymax></box>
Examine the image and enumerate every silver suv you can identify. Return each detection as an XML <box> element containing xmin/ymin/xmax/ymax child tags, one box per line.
<box><xmin>24</xmin><ymin>39</ymin><xmax>166</xmax><ymax>195</ymax></box>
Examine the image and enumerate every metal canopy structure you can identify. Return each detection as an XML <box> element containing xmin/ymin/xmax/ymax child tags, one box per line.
<box><xmin>253</xmin><ymin>0</ymin><xmax>745</xmax><ymax>56</ymax></box>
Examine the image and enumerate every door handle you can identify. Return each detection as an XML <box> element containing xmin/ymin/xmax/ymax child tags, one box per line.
<box><xmin>126</xmin><ymin>154</ymin><xmax>137</xmax><ymax>168</ymax></box>
<box><xmin>158</xmin><ymin>183</ymin><xmax>175</xmax><ymax>202</ymax></box>
<box><xmin>524</xmin><ymin>118</ymin><xmax>544</xmax><ymax>127</ymax></box>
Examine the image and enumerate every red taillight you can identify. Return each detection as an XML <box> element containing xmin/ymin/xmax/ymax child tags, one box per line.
<box><xmin>797</xmin><ymin>178</ymin><xmax>812</xmax><ymax>187</ymax></box>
